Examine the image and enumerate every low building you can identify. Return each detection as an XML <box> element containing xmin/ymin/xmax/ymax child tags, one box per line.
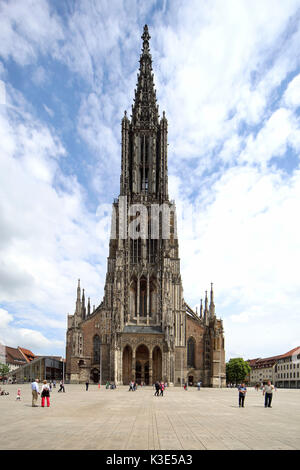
<box><xmin>275</xmin><ymin>346</ymin><xmax>300</xmax><ymax>389</ymax></box>
<box><xmin>248</xmin><ymin>356</ymin><xmax>281</xmax><ymax>386</ymax></box>
<box><xmin>10</xmin><ymin>356</ymin><xmax>65</xmax><ymax>383</ymax></box>
<box><xmin>247</xmin><ymin>346</ymin><xmax>300</xmax><ymax>389</ymax></box>
<box><xmin>245</xmin><ymin>358</ymin><xmax>260</xmax><ymax>384</ymax></box>
<box><xmin>5</xmin><ymin>346</ymin><xmax>28</xmax><ymax>371</ymax></box>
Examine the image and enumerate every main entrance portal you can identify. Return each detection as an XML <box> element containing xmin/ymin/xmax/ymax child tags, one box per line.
<box><xmin>136</xmin><ymin>344</ymin><xmax>149</xmax><ymax>385</ymax></box>
<box><xmin>122</xmin><ymin>343</ymin><xmax>163</xmax><ymax>385</ymax></box>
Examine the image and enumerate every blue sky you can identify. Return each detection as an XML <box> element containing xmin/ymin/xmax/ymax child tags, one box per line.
<box><xmin>0</xmin><ymin>0</ymin><xmax>300</xmax><ymax>360</ymax></box>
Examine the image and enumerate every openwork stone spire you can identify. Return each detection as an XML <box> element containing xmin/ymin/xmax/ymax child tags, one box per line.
<box><xmin>131</xmin><ymin>24</ymin><xmax>159</xmax><ymax>129</ymax></box>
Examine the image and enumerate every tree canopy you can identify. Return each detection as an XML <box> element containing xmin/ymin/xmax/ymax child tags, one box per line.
<box><xmin>226</xmin><ymin>358</ymin><xmax>251</xmax><ymax>385</ymax></box>
<box><xmin>0</xmin><ymin>363</ymin><xmax>10</xmax><ymax>378</ymax></box>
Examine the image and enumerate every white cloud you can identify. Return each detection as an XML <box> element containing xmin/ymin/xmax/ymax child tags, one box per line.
<box><xmin>0</xmin><ymin>308</ymin><xmax>63</xmax><ymax>353</ymax></box>
<box><xmin>0</xmin><ymin>0</ymin><xmax>64</xmax><ymax>65</ymax></box>
<box><xmin>283</xmin><ymin>73</ymin><xmax>300</xmax><ymax>109</ymax></box>
<box><xmin>0</xmin><ymin>84</ymin><xmax>105</xmax><ymax>338</ymax></box>
<box><xmin>1</xmin><ymin>0</ymin><xmax>300</xmax><ymax>361</ymax></box>
<box><xmin>239</xmin><ymin>108</ymin><xmax>300</xmax><ymax>166</ymax></box>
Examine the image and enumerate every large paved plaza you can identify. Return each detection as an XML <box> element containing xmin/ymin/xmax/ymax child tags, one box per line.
<box><xmin>0</xmin><ymin>384</ymin><xmax>299</xmax><ymax>450</ymax></box>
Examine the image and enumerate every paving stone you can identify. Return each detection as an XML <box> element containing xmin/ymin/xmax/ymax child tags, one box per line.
<box><xmin>0</xmin><ymin>384</ymin><xmax>299</xmax><ymax>450</ymax></box>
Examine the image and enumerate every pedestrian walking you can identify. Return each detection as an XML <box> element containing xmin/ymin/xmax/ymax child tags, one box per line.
<box><xmin>160</xmin><ymin>382</ymin><xmax>165</xmax><ymax>397</ymax></box>
<box><xmin>86</xmin><ymin>380</ymin><xmax>89</xmax><ymax>391</ymax></box>
<box><xmin>184</xmin><ymin>382</ymin><xmax>188</xmax><ymax>391</ymax></box>
<box><xmin>197</xmin><ymin>381</ymin><xmax>202</xmax><ymax>391</ymax></box>
<box><xmin>154</xmin><ymin>381</ymin><xmax>160</xmax><ymax>396</ymax></box>
<box><xmin>16</xmin><ymin>388</ymin><xmax>21</xmax><ymax>400</ymax></box>
<box><xmin>263</xmin><ymin>381</ymin><xmax>275</xmax><ymax>408</ymax></box>
<box><xmin>31</xmin><ymin>378</ymin><xmax>40</xmax><ymax>407</ymax></box>
<box><xmin>49</xmin><ymin>381</ymin><xmax>52</xmax><ymax>392</ymax></box>
<box><xmin>238</xmin><ymin>383</ymin><xmax>247</xmax><ymax>407</ymax></box>
<box><xmin>41</xmin><ymin>380</ymin><xmax>50</xmax><ymax>407</ymax></box>
<box><xmin>58</xmin><ymin>380</ymin><xmax>65</xmax><ymax>393</ymax></box>
<box><xmin>53</xmin><ymin>380</ymin><xmax>56</xmax><ymax>388</ymax></box>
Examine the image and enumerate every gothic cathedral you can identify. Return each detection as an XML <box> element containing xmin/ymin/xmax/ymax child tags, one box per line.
<box><xmin>65</xmin><ymin>25</ymin><xmax>226</xmax><ymax>387</ymax></box>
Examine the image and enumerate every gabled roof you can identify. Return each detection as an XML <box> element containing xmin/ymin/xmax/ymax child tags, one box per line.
<box><xmin>247</xmin><ymin>358</ymin><xmax>261</xmax><ymax>366</ymax></box>
<box><xmin>280</xmin><ymin>346</ymin><xmax>300</xmax><ymax>359</ymax></box>
<box><xmin>251</xmin><ymin>355</ymin><xmax>282</xmax><ymax>369</ymax></box>
<box><xmin>5</xmin><ymin>346</ymin><xmax>27</xmax><ymax>366</ymax></box>
<box><xmin>18</xmin><ymin>347</ymin><xmax>36</xmax><ymax>362</ymax></box>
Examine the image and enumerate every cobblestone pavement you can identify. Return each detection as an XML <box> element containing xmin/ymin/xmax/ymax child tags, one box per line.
<box><xmin>0</xmin><ymin>384</ymin><xmax>299</xmax><ymax>450</ymax></box>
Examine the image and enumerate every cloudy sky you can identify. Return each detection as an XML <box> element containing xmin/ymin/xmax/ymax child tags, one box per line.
<box><xmin>0</xmin><ymin>0</ymin><xmax>300</xmax><ymax>361</ymax></box>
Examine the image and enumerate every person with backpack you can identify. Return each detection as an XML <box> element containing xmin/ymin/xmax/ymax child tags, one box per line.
<box><xmin>41</xmin><ymin>380</ymin><xmax>50</xmax><ymax>407</ymax></box>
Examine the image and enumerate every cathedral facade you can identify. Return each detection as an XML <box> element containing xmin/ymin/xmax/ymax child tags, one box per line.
<box><xmin>65</xmin><ymin>25</ymin><xmax>226</xmax><ymax>387</ymax></box>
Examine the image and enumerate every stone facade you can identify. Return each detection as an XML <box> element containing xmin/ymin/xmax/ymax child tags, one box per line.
<box><xmin>65</xmin><ymin>25</ymin><xmax>226</xmax><ymax>387</ymax></box>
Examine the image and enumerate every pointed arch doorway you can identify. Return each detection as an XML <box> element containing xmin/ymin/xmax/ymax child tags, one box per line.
<box><xmin>135</xmin><ymin>344</ymin><xmax>150</xmax><ymax>385</ymax></box>
<box><xmin>122</xmin><ymin>345</ymin><xmax>133</xmax><ymax>385</ymax></box>
<box><xmin>152</xmin><ymin>346</ymin><xmax>162</xmax><ymax>383</ymax></box>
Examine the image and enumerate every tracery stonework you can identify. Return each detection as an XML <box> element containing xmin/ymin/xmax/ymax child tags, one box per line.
<box><xmin>65</xmin><ymin>25</ymin><xmax>226</xmax><ymax>387</ymax></box>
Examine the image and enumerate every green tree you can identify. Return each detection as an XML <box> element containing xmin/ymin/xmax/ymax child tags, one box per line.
<box><xmin>226</xmin><ymin>358</ymin><xmax>251</xmax><ymax>385</ymax></box>
<box><xmin>0</xmin><ymin>363</ymin><xmax>10</xmax><ymax>378</ymax></box>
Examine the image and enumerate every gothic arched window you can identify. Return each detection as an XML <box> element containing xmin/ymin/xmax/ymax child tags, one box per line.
<box><xmin>187</xmin><ymin>337</ymin><xmax>195</xmax><ymax>368</ymax></box>
<box><xmin>93</xmin><ymin>335</ymin><xmax>101</xmax><ymax>364</ymax></box>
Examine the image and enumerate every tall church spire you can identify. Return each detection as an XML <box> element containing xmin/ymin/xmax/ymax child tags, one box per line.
<box><xmin>120</xmin><ymin>25</ymin><xmax>168</xmax><ymax>200</ymax></box>
<box><xmin>131</xmin><ymin>24</ymin><xmax>159</xmax><ymax>129</ymax></box>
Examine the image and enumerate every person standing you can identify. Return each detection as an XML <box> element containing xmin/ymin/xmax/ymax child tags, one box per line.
<box><xmin>263</xmin><ymin>381</ymin><xmax>275</xmax><ymax>408</ymax></box>
<box><xmin>197</xmin><ymin>381</ymin><xmax>202</xmax><ymax>391</ymax></box>
<box><xmin>238</xmin><ymin>383</ymin><xmax>247</xmax><ymax>407</ymax></box>
<box><xmin>86</xmin><ymin>380</ymin><xmax>89</xmax><ymax>391</ymax></box>
<box><xmin>31</xmin><ymin>378</ymin><xmax>40</xmax><ymax>407</ymax></box>
<box><xmin>41</xmin><ymin>380</ymin><xmax>50</xmax><ymax>407</ymax></box>
<box><xmin>154</xmin><ymin>381</ymin><xmax>160</xmax><ymax>396</ymax></box>
<box><xmin>160</xmin><ymin>382</ymin><xmax>165</xmax><ymax>397</ymax></box>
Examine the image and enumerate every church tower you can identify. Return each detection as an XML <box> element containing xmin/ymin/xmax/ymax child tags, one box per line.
<box><xmin>105</xmin><ymin>24</ymin><xmax>186</xmax><ymax>385</ymax></box>
<box><xmin>65</xmin><ymin>25</ymin><xmax>226</xmax><ymax>387</ymax></box>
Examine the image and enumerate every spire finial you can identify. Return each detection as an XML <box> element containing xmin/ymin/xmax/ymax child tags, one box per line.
<box><xmin>141</xmin><ymin>24</ymin><xmax>151</xmax><ymax>56</ymax></box>
<box><xmin>209</xmin><ymin>282</ymin><xmax>215</xmax><ymax>317</ymax></box>
<box><xmin>77</xmin><ymin>279</ymin><xmax>81</xmax><ymax>301</ymax></box>
<box><xmin>204</xmin><ymin>291</ymin><xmax>209</xmax><ymax>324</ymax></box>
<box><xmin>142</xmin><ymin>24</ymin><xmax>151</xmax><ymax>44</ymax></box>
